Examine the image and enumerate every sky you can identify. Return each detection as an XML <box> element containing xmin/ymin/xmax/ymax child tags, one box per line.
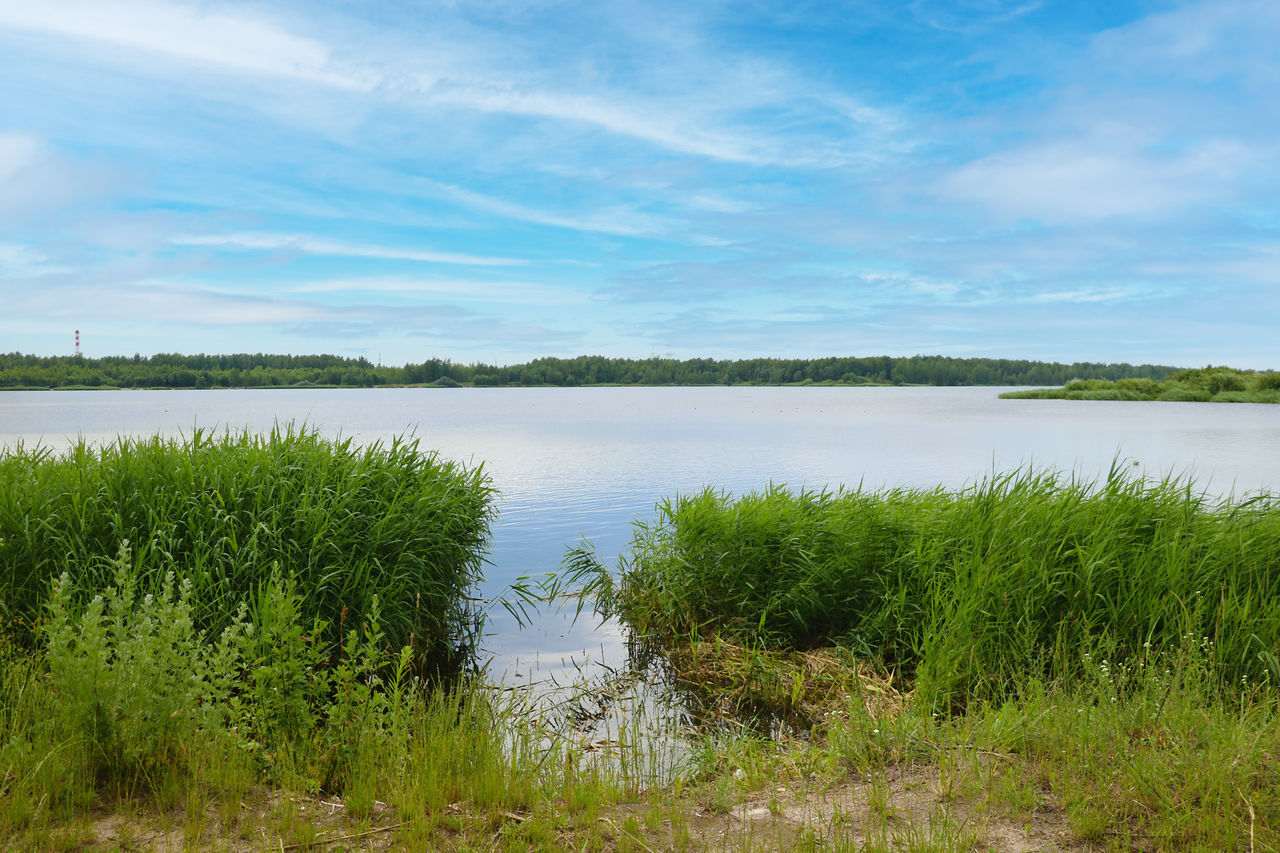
<box><xmin>1</xmin><ymin>0</ymin><xmax>1278</xmax><ymax>368</ymax></box>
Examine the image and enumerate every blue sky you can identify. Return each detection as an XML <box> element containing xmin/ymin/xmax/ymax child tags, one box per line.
<box><xmin>1</xmin><ymin>0</ymin><xmax>1277</xmax><ymax>368</ymax></box>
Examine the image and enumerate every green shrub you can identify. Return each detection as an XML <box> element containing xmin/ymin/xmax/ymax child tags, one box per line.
<box><xmin>1115</xmin><ymin>377</ymin><xmax>1161</xmax><ymax>397</ymax></box>
<box><xmin>1207</xmin><ymin>372</ymin><xmax>1246</xmax><ymax>395</ymax></box>
<box><xmin>43</xmin><ymin>543</ymin><xmax>245</xmax><ymax>788</ymax></box>
<box><xmin>33</xmin><ymin>546</ymin><xmax>419</xmax><ymax>801</ymax></box>
<box><xmin>238</xmin><ymin>569</ymin><xmax>329</xmax><ymax>745</ymax></box>
<box><xmin>1077</xmin><ymin>388</ymin><xmax>1146</xmax><ymax>401</ymax></box>
<box><xmin>1158</xmin><ymin>385</ymin><xmax>1211</xmax><ymax>402</ymax></box>
<box><xmin>1213</xmin><ymin>390</ymin><xmax>1280</xmax><ymax>404</ymax></box>
<box><xmin>0</xmin><ymin>426</ymin><xmax>494</xmax><ymax>677</ymax></box>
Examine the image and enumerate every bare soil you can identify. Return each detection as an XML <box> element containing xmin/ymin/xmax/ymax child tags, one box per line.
<box><xmin>56</xmin><ymin>762</ymin><xmax>1087</xmax><ymax>852</ymax></box>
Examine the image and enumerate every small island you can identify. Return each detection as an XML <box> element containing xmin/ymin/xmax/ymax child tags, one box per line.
<box><xmin>1000</xmin><ymin>365</ymin><xmax>1280</xmax><ymax>404</ymax></box>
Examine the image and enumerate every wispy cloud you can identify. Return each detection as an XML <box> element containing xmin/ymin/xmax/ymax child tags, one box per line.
<box><xmin>5</xmin><ymin>280</ymin><xmax>326</xmax><ymax>326</ymax></box>
<box><xmin>422</xmin><ymin>180</ymin><xmax>675</xmax><ymax>237</ymax></box>
<box><xmin>909</xmin><ymin>0</ymin><xmax>1045</xmax><ymax>33</ymax></box>
<box><xmin>1027</xmin><ymin>287</ymin><xmax>1154</xmax><ymax>305</ymax></box>
<box><xmin>0</xmin><ymin>242</ymin><xmax>67</xmax><ymax>278</ymax></box>
<box><xmin>2</xmin><ymin>0</ymin><xmax>1278</xmax><ymax>365</ymax></box>
<box><xmin>171</xmin><ymin>233</ymin><xmax>524</xmax><ymax>266</ymax></box>
<box><xmin>0</xmin><ymin>131</ymin><xmax>41</xmax><ymax>180</ymax></box>
<box><xmin>287</xmin><ymin>275</ymin><xmax>584</xmax><ymax>305</ymax></box>
<box><xmin>939</xmin><ymin>138</ymin><xmax>1255</xmax><ymax>224</ymax></box>
<box><xmin>0</xmin><ymin>1</ymin><xmax>369</xmax><ymax>89</ymax></box>
<box><xmin>1091</xmin><ymin>0</ymin><xmax>1280</xmax><ymax>83</ymax></box>
<box><xmin>0</xmin><ymin>0</ymin><xmax>900</xmax><ymax>168</ymax></box>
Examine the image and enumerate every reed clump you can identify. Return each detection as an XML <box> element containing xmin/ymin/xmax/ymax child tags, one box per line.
<box><xmin>614</xmin><ymin>469</ymin><xmax>1280</xmax><ymax>706</ymax></box>
<box><xmin>0</xmin><ymin>425</ymin><xmax>494</xmax><ymax>675</ymax></box>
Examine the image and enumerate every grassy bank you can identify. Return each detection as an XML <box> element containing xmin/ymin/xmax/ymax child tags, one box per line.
<box><xmin>0</xmin><ymin>429</ymin><xmax>650</xmax><ymax>848</ymax></box>
<box><xmin>5</xmin><ymin>452</ymin><xmax>1280</xmax><ymax>850</ymax></box>
<box><xmin>1000</xmin><ymin>366</ymin><xmax>1280</xmax><ymax>403</ymax></box>
<box><xmin>0</xmin><ymin>426</ymin><xmax>494</xmax><ymax>675</ymax></box>
<box><xmin>0</xmin><ymin>560</ymin><xmax>681</xmax><ymax>849</ymax></box>
<box><xmin>590</xmin><ymin>470</ymin><xmax>1280</xmax><ymax>848</ymax></box>
<box><xmin>5</xmin><ymin>575</ymin><xmax>1276</xmax><ymax>850</ymax></box>
<box><xmin>611</xmin><ymin>469</ymin><xmax>1280</xmax><ymax>707</ymax></box>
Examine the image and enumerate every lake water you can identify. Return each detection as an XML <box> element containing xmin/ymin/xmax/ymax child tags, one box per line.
<box><xmin>4</xmin><ymin>386</ymin><xmax>1280</xmax><ymax>686</ymax></box>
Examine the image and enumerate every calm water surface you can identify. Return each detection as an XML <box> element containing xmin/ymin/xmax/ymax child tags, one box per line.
<box><xmin>4</xmin><ymin>386</ymin><xmax>1279</xmax><ymax>682</ymax></box>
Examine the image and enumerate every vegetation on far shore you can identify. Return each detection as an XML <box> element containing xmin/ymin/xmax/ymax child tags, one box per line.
<box><xmin>1000</xmin><ymin>365</ymin><xmax>1280</xmax><ymax>404</ymax></box>
<box><xmin>3</xmin><ymin>433</ymin><xmax>1279</xmax><ymax>850</ymax></box>
<box><xmin>0</xmin><ymin>351</ymin><xmax>1183</xmax><ymax>391</ymax></box>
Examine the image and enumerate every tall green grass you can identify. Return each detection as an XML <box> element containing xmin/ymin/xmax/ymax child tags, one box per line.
<box><xmin>0</xmin><ymin>426</ymin><xmax>494</xmax><ymax>675</ymax></box>
<box><xmin>613</xmin><ymin>468</ymin><xmax>1280</xmax><ymax>705</ymax></box>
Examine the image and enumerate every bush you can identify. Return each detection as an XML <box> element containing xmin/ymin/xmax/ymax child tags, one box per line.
<box><xmin>1158</xmin><ymin>385</ymin><xmax>1211</xmax><ymax>403</ymax></box>
<box><xmin>1255</xmin><ymin>372</ymin><xmax>1280</xmax><ymax>391</ymax></box>
<box><xmin>1077</xmin><ymin>388</ymin><xmax>1146</xmax><ymax>401</ymax></box>
<box><xmin>1115</xmin><ymin>377</ymin><xmax>1161</xmax><ymax>397</ymax></box>
<box><xmin>43</xmin><ymin>543</ymin><xmax>245</xmax><ymax>787</ymax></box>
<box><xmin>1207</xmin><ymin>372</ymin><xmax>1246</xmax><ymax>395</ymax></box>
<box><xmin>37</xmin><ymin>546</ymin><xmax>417</xmax><ymax>799</ymax></box>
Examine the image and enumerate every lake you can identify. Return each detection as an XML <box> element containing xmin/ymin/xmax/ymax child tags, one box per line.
<box><xmin>3</xmin><ymin>386</ymin><xmax>1279</xmax><ymax>684</ymax></box>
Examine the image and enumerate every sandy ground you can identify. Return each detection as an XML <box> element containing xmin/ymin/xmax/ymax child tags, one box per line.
<box><xmin>64</xmin><ymin>761</ymin><xmax>1088</xmax><ymax>852</ymax></box>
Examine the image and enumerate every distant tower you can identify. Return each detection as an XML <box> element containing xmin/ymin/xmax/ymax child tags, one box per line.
<box><xmin>75</xmin><ymin>330</ymin><xmax>81</xmax><ymax>357</ymax></box>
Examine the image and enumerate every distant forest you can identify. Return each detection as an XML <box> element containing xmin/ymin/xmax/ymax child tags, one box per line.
<box><xmin>0</xmin><ymin>352</ymin><xmax>1183</xmax><ymax>390</ymax></box>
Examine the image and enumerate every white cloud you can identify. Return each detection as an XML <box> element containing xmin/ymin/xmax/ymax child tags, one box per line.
<box><xmin>0</xmin><ymin>242</ymin><xmax>69</xmax><ymax>278</ymax></box>
<box><xmin>687</xmin><ymin>193</ymin><xmax>757</xmax><ymax>214</ymax></box>
<box><xmin>0</xmin><ymin>1</ymin><xmax>898</xmax><ymax>168</ymax></box>
<box><xmin>287</xmin><ymin>276</ymin><xmax>583</xmax><ymax>305</ymax></box>
<box><xmin>0</xmin><ymin>132</ymin><xmax>120</xmax><ymax>221</ymax></box>
<box><xmin>424</xmin><ymin>180</ymin><xmax>674</xmax><ymax>237</ymax></box>
<box><xmin>940</xmin><ymin>138</ymin><xmax>1254</xmax><ymax>224</ymax></box>
<box><xmin>171</xmin><ymin>232</ymin><xmax>524</xmax><ymax>266</ymax></box>
<box><xmin>5</xmin><ymin>280</ymin><xmax>326</xmax><ymax>325</ymax></box>
<box><xmin>857</xmin><ymin>271</ymin><xmax>963</xmax><ymax>300</ymax></box>
<box><xmin>1138</xmin><ymin>244</ymin><xmax>1280</xmax><ymax>285</ymax></box>
<box><xmin>0</xmin><ymin>1</ymin><xmax>369</xmax><ymax>89</ymax></box>
<box><xmin>429</xmin><ymin>85</ymin><xmax>770</xmax><ymax>165</ymax></box>
<box><xmin>0</xmin><ymin>131</ymin><xmax>41</xmax><ymax>181</ymax></box>
<box><xmin>1028</xmin><ymin>287</ymin><xmax>1149</xmax><ymax>305</ymax></box>
<box><xmin>909</xmin><ymin>0</ymin><xmax>1045</xmax><ymax>33</ymax></box>
<box><xmin>0</xmin><ymin>243</ymin><xmax>45</xmax><ymax>266</ymax></box>
<box><xmin>1091</xmin><ymin>0</ymin><xmax>1280</xmax><ymax>79</ymax></box>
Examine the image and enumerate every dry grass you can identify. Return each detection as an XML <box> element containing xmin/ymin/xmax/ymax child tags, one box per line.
<box><xmin>654</xmin><ymin>637</ymin><xmax>904</xmax><ymax>731</ymax></box>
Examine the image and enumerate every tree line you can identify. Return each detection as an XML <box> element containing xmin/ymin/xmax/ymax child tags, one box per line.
<box><xmin>0</xmin><ymin>351</ymin><xmax>1182</xmax><ymax>390</ymax></box>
